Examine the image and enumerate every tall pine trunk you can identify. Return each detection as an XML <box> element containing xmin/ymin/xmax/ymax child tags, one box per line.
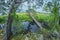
<box><xmin>3</xmin><ymin>0</ymin><xmax>17</xmax><ymax>40</ymax></box>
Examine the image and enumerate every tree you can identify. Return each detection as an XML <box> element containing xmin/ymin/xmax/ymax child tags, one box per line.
<box><xmin>0</xmin><ymin>0</ymin><xmax>7</xmax><ymax>15</ymax></box>
<box><xmin>52</xmin><ymin>0</ymin><xmax>59</xmax><ymax>31</ymax></box>
<box><xmin>3</xmin><ymin>0</ymin><xmax>32</xmax><ymax>40</ymax></box>
<box><xmin>43</xmin><ymin>0</ymin><xmax>60</xmax><ymax>32</ymax></box>
<box><xmin>2</xmin><ymin>0</ymin><xmax>48</xmax><ymax>40</ymax></box>
<box><xmin>3</xmin><ymin>0</ymin><xmax>21</xmax><ymax>40</ymax></box>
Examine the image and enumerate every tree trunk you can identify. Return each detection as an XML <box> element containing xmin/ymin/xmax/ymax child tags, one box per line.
<box><xmin>3</xmin><ymin>0</ymin><xmax>26</xmax><ymax>40</ymax></box>
<box><xmin>3</xmin><ymin>0</ymin><xmax>17</xmax><ymax>40</ymax></box>
<box><xmin>3</xmin><ymin>14</ymin><xmax>14</xmax><ymax>40</ymax></box>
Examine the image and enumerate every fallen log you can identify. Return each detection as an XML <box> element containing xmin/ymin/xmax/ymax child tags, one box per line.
<box><xmin>29</xmin><ymin>13</ymin><xmax>43</xmax><ymax>30</ymax></box>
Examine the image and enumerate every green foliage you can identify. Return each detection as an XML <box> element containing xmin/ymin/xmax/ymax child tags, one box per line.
<box><xmin>0</xmin><ymin>15</ymin><xmax>7</xmax><ymax>23</ymax></box>
<box><xmin>43</xmin><ymin>0</ymin><xmax>60</xmax><ymax>32</ymax></box>
<box><xmin>0</xmin><ymin>13</ymin><xmax>54</xmax><ymax>23</ymax></box>
<box><xmin>36</xmin><ymin>13</ymin><xmax>54</xmax><ymax>22</ymax></box>
<box><xmin>12</xmin><ymin>20</ymin><xmax>24</xmax><ymax>34</ymax></box>
<box><xmin>14</xmin><ymin>13</ymin><xmax>32</xmax><ymax>22</ymax></box>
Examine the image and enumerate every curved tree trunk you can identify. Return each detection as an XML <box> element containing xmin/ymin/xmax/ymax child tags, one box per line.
<box><xmin>3</xmin><ymin>0</ymin><xmax>27</xmax><ymax>40</ymax></box>
<box><xmin>3</xmin><ymin>0</ymin><xmax>20</xmax><ymax>40</ymax></box>
<box><xmin>3</xmin><ymin>1</ymin><xmax>16</xmax><ymax>40</ymax></box>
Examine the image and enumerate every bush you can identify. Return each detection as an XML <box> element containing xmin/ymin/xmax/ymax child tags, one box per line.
<box><xmin>0</xmin><ymin>15</ymin><xmax>7</xmax><ymax>23</ymax></box>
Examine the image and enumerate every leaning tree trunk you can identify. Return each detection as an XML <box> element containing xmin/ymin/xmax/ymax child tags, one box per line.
<box><xmin>29</xmin><ymin>12</ymin><xmax>43</xmax><ymax>30</ymax></box>
<box><xmin>27</xmin><ymin>1</ymin><xmax>43</xmax><ymax>30</ymax></box>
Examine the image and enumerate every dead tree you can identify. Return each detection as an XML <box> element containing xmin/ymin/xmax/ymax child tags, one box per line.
<box><xmin>29</xmin><ymin>12</ymin><xmax>43</xmax><ymax>30</ymax></box>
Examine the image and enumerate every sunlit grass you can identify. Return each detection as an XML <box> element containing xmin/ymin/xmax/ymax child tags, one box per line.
<box><xmin>0</xmin><ymin>13</ymin><xmax>54</xmax><ymax>23</ymax></box>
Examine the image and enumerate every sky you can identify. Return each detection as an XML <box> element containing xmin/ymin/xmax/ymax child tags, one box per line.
<box><xmin>0</xmin><ymin>0</ymin><xmax>60</xmax><ymax>15</ymax></box>
<box><xmin>0</xmin><ymin>0</ymin><xmax>53</xmax><ymax>15</ymax></box>
<box><xmin>17</xmin><ymin>0</ymin><xmax>52</xmax><ymax>13</ymax></box>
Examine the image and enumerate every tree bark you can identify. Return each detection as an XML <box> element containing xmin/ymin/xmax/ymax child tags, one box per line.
<box><xmin>3</xmin><ymin>0</ymin><xmax>17</xmax><ymax>40</ymax></box>
<box><xmin>3</xmin><ymin>0</ymin><xmax>27</xmax><ymax>40</ymax></box>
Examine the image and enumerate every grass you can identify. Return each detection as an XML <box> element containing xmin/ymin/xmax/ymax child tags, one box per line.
<box><xmin>11</xmin><ymin>31</ymin><xmax>59</xmax><ymax>40</ymax></box>
<box><xmin>0</xmin><ymin>13</ymin><xmax>54</xmax><ymax>23</ymax></box>
<box><xmin>11</xmin><ymin>32</ymin><xmax>45</xmax><ymax>40</ymax></box>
